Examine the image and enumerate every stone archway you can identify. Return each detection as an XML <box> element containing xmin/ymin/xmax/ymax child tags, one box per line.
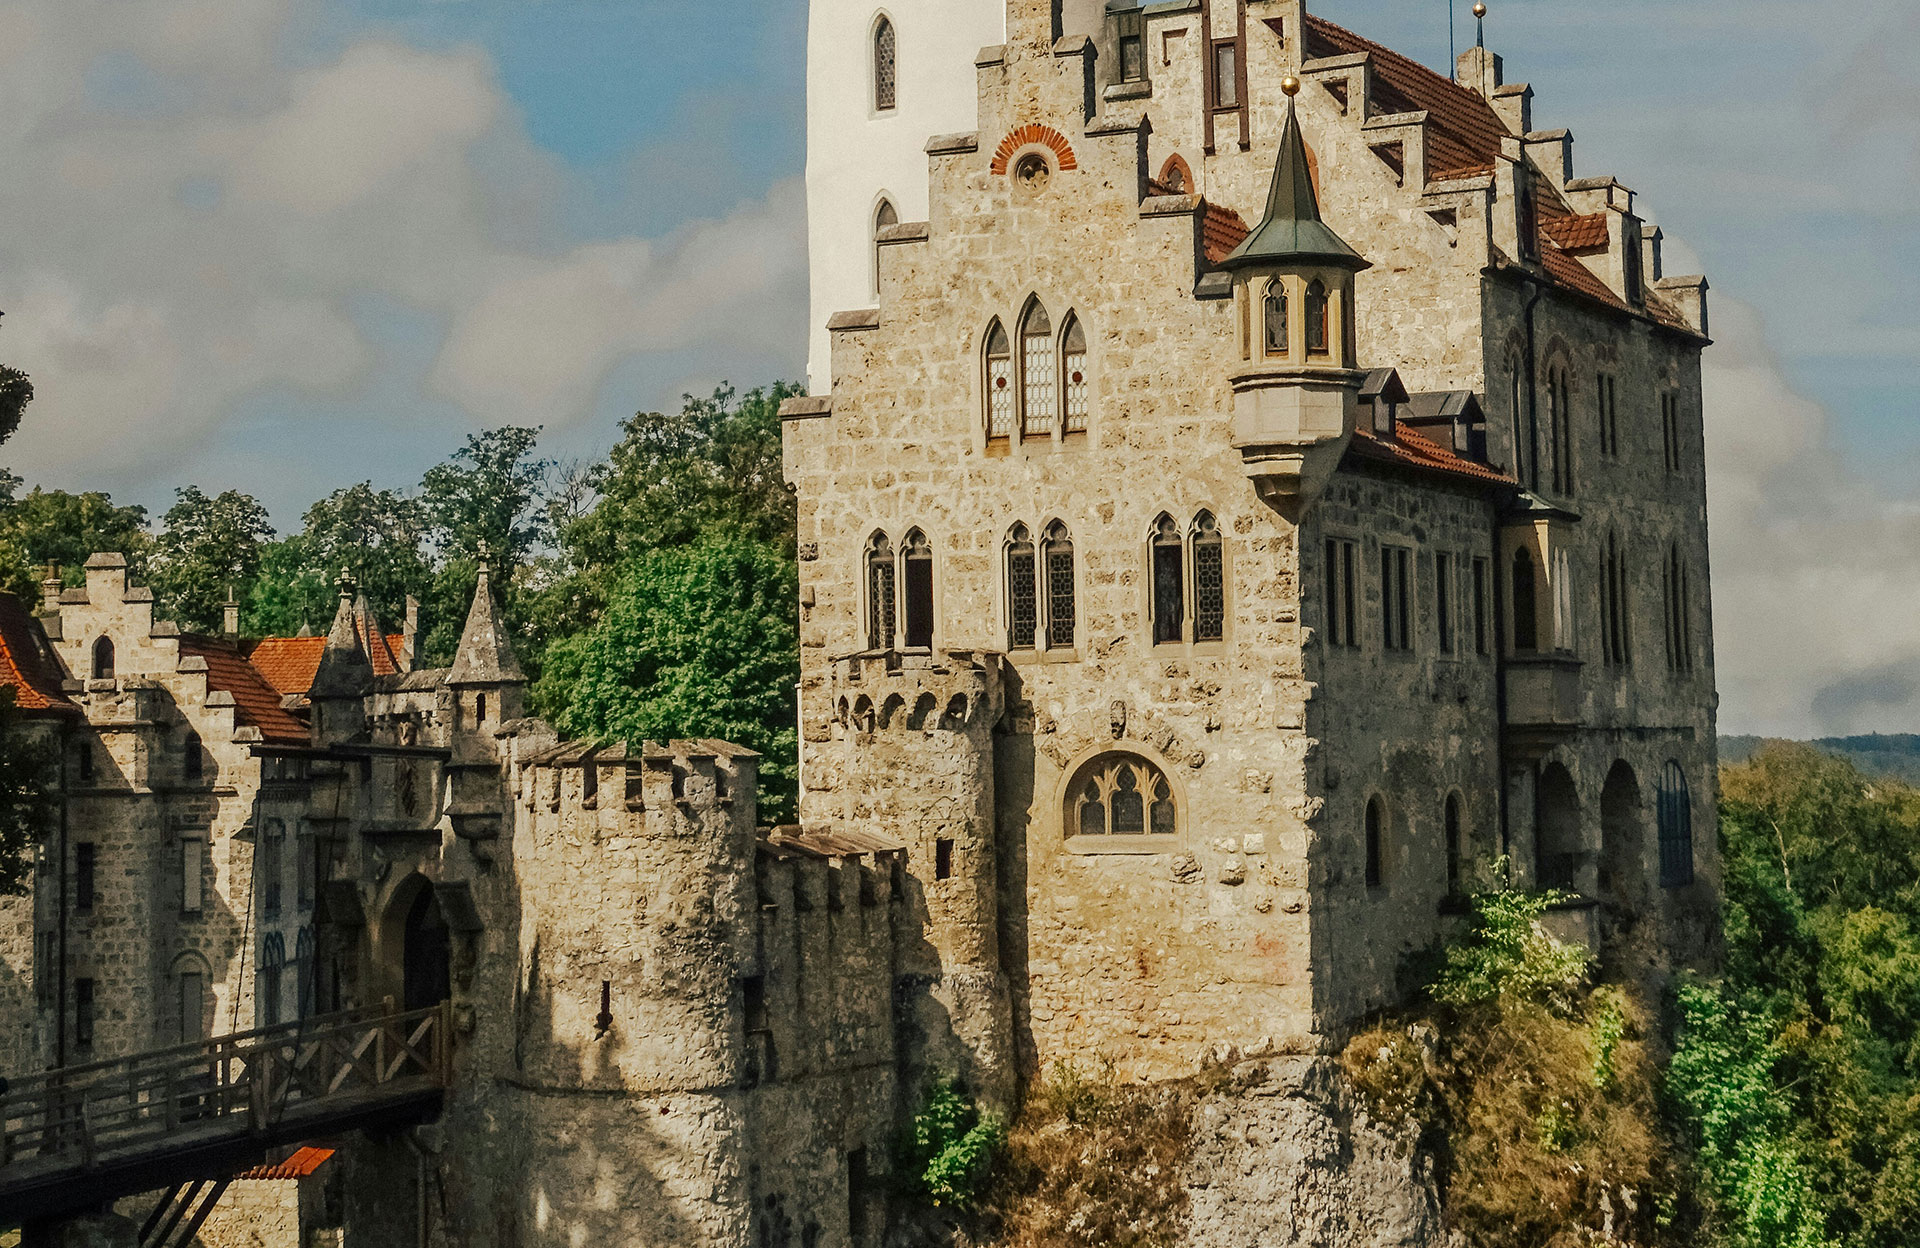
<box><xmin>1599</xmin><ymin>762</ymin><xmax>1645</xmax><ymax>910</ymax></box>
<box><xmin>389</xmin><ymin>876</ymin><xmax>451</xmax><ymax>1013</ymax></box>
<box><xmin>1534</xmin><ymin>763</ymin><xmax>1582</xmax><ymax>892</ymax></box>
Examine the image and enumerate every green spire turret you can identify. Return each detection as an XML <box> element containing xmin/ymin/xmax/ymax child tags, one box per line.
<box><xmin>1221</xmin><ymin>92</ymin><xmax>1370</xmax><ymax>273</ymax></box>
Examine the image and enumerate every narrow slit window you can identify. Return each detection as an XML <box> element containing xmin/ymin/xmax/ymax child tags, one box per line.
<box><xmin>178</xmin><ymin>969</ymin><xmax>205</xmax><ymax>1044</ymax></box>
<box><xmin>1365</xmin><ymin>799</ymin><xmax>1385</xmax><ymax>889</ymax></box>
<box><xmin>1444</xmin><ymin>794</ymin><xmax>1463</xmax><ymax>897</ymax></box>
<box><xmin>1006</xmin><ymin>525</ymin><xmax>1037</xmax><ymax>650</ymax></box>
<box><xmin>866</xmin><ymin>533</ymin><xmax>896</xmax><ymax>650</ymax></box>
<box><xmin>1150</xmin><ymin>515</ymin><xmax>1184</xmax><ymax>646</ymax></box>
<box><xmin>1472</xmin><ymin>557</ymin><xmax>1491</xmax><ymax>655</ymax></box>
<box><xmin>261</xmin><ymin>821</ymin><xmax>284</xmax><ymax>919</ymax></box>
<box><xmin>1061</xmin><ymin>314</ymin><xmax>1088</xmax><ymax>435</ymax></box>
<box><xmin>1436</xmin><ymin>552</ymin><xmax>1455</xmax><ymax>655</ymax></box>
<box><xmin>1192</xmin><ymin>512</ymin><xmax>1225</xmax><ymax>643</ymax></box>
<box><xmin>934</xmin><ymin>838</ymin><xmax>954</xmax><ymax>880</ymax></box>
<box><xmin>1658</xmin><ymin>762</ymin><xmax>1694</xmax><ymax>887</ymax></box>
<box><xmin>1305</xmin><ymin>280</ymin><xmax>1330</xmax><ymax>355</ymax></box>
<box><xmin>76</xmin><ymin>977</ymin><xmax>95</xmax><ymax>1048</ymax></box>
<box><xmin>1020</xmin><ymin>301</ymin><xmax>1056</xmax><ymax>439</ymax></box>
<box><xmin>1323</xmin><ymin>538</ymin><xmax>1360</xmax><ymax>649</ymax></box>
<box><xmin>76</xmin><ymin>842</ymin><xmax>96</xmax><ymax>912</ymax></box>
<box><xmin>985</xmin><ymin>321</ymin><xmax>1014</xmax><ymax>440</ymax></box>
<box><xmin>873</xmin><ymin>17</ymin><xmax>897</xmax><ymax>112</ymax></box>
<box><xmin>1043</xmin><ymin>522</ymin><xmax>1075</xmax><ymax>650</ymax></box>
<box><xmin>1380</xmin><ymin>546</ymin><xmax>1412</xmax><ymax>652</ymax></box>
<box><xmin>1511</xmin><ymin>549</ymin><xmax>1539</xmax><ymax>652</ymax></box>
<box><xmin>902</xmin><ymin>529</ymin><xmax>934</xmax><ymax>650</ymax></box>
<box><xmin>872</xmin><ymin>198</ymin><xmax>897</xmax><ymax>297</ymax></box>
<box><xmin>1211</xmin><ymin>41</ymin><xmax>1239</xmax><ymax>109</ymax></box>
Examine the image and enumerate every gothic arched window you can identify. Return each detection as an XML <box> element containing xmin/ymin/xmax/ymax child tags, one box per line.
<box><xmin>1043</xmin><ymin>522</ymin><xmax>1075</xmax><ymax>649</ymax></box>
<box><xmin>1657</xmin><ymin>762</ymin><xmax>1693</xmax><ymax>887</ymax></box>
<box><xmin>91</xmin><ymin>636</ymin><xmax>114</xmax><ymax>681</ymax></box>
<box><xmin>261</xmin><ymin>820</ymin><xmax>284</xmax><ymax>919</ymax></box>
<box><xmin>984</xmin><ymin>320</ymin><xmax>1013</xmax><ymax>441</ymax></box>
<box><xmin>1509</xmin><ymin>357</ymin><xmax>1534</xmax><ymax>489</ymax></box>
<box><xmin>1020</xmin><ymin>300</ymin><xmax>1056</xmax><ymax>438</ymax></box>
<box><xmin>1069</xmin><ymin>753</ymin><xmax>1176</xmax><ymax>842</ymax></box>
<box><xmin>1663</xmin><ymin>542</ymin><xmax>1693</xmax><ymax>675</ymax></box>
<box><xmin>902</xmin><ymin>528</ymin><xmax>934</xmax><ymax>650</ymax></box>
<box><xmin>1061</xmin><ymin>313</ymin><xmax>1088</xmax><ymax>435</ymax></box>
<box><xmin>182</xmin><ymin>730</ymin><xmax>204</xmax><ymax>784</ymax></box>
<box><xmin>295</xmin><ymin>928</ymin><xmax>316</xmax><ymax>1021</ymax></box>
<box><xmin>260</xmin><ymin>932</ymin><xmax>286</xmax><ymax>1028</ymax></box>
<box><xmin>1191</xmin><ymin>511</ymin><xmax>1225</xmax><ymax>642</ymax></box>
<box><xmin>872</xmin><ymin>198</ymin><xmax>897</xmax><ymax>297</ymax></box>
<box><xmin>866</xmin><ymin>532</ymin><xmax>896</xmax><ymax>650</ymax></box>
<box><xmin>1511</xmin><ymin>548</ymin><xmax>1539</xmax><ymax>653</ymax></box>
<box><xmin>1548</xmin><ymin>366</ymin><xmax>1573</xmax><ymax>494</ymax></box>
<box><xmin>1305</xmin><ymin>280</ymin><xmax>1330</xmax><ymax>356</ymax></box>
<box><xmin>1005</xmin><ymin>524</ymin><xmax>1037</xmax><ymax>650</ymax></box>
<box><xmin>873</xmin><ymin>16</ymin><xmax>897</xmax><ymax>112</ymax></box>
<box><xmin>1262</xmin><ymin>279</ymin><xmax>1289</xmax><ymax>356</ymax></box>
<box><xmin>1150</xmin><ymin>514</ymin><xmax>1184</xmax><ymax>646</ymax></box>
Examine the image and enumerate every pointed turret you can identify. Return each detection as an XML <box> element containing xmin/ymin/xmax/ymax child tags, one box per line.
<box><xmin>1224</xmin><ymin>77</ymin><xmax>1371</xmax><ymax>521</ymax></box>
<box><xmin>448</xmin><ymin>558</ymin><xmax>524</xmax><ymax>687</ymax></box>
<box><xmin>309</xmin><ymin>572</ymin><xmax>373</xmax><ymax>743</ymax></box>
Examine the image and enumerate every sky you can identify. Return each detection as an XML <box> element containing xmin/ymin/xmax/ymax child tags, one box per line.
<box><xmin>0</xmin><ymin>0</ymin><xmax>1914</xmax><ymax>739</ymax></box>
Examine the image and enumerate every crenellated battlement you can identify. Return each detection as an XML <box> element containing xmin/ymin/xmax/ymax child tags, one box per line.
<box><xmin>830</xmin><ymin>648</ymin><xmax>1006</xmax><ymax>738</ymax></box>
<box><xmin>512</xmin><ymin>736</ymin><xmax>762</xmax><ymax>834</ymax></box>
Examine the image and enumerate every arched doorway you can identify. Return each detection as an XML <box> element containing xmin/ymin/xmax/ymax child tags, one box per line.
<box><xmin>402</xmin><ymin>882</ymin><xmax>451</xmax><ymax>1013</ymax></box>
<box><xmin>1534</xmin><ymin>763</ymin><xmax>1581</xmax><ymax>892</ymax></box>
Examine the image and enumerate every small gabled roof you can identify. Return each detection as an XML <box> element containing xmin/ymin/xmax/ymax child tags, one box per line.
<box><xmin>1347</xmin><ymin>422</ymin><xmax>1515</xmax><ymax>489</ymax></box>
<box><xmin>1359</xmin><ymin>368</ymin><xmax>1411</xmax><ymax>406</ymax></box>
<box><xmin>177</xmin><ymin>636</ymin><xmax>309</xmax><ymax>744</ymax></box>
<box><xmin>1221</xmin><ymin>94</ymin><xmax>1369</xmax><ymax>273</ymax></box>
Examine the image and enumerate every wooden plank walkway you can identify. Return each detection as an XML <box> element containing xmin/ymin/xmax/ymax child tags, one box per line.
<box><xmin>0</xmin><ymin>1003</ymin><xmax>450</xmax><ymax>1226</ymax></box>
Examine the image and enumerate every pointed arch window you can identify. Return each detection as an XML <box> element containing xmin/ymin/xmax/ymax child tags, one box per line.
<box><xmin>902</xmin><ymin>529</ymin><xmax>934</xmax><ymax>650</ymax></box>
<box><xmin>261</xmin><ymin>819</ymin><xmax>284</xmax><ymax>919</ymax></box>
<box><xmin>1070</xmin><ymin>753</ymin><xmax>1176</xmax><ymax>842</ymax></box>
<box><xmin>1601</xmin><ymin>531</ymin><xmax>1632</xmax><ymax>668</ymax></box>
<box><xmin>91</xmin><ymin>636</ymin><xmax>114</xmax><ymax>681</ymax></box>
<box><xmin>1305</xmin><ymin>280</ymin><xmax>1330</xmax><ymax>356</ymax></box>
<box><xmin>1192</xmin><ymin>512</ymin><xmax>1225</xmax><ymax>642</ymax></box>
<box><xmin>1662</xmin><ymin>542</ymin><xmax>1693</xmax><ymax>675</ymax></box>
<box><xmin>984</xmin><ymin>321</ymin><xmax>1014</xmax><ymax>440</ymax></box>
<box><xmin>1511</xmin><ymin>548</ymin><xmax>1539</xmax><ymax>652</ymax></box>
<box><xmin>260</xmin><ymin>932</ymin><xmax>286</xmax><ymax>1028</ymax></box>
<box><xmin>1509</xmin><ymin>358</ymin><xmax>1534</xmax><ymax>489</ymax></box>
<box><xmin>1061</xmin><ymin>314</ymin><xmax>1089</xmax><ymax>435</ymax></box>
<box><xmin>873</xmin><ymin>16</ymin><xmax>897</xmax><ymax>112</ymax></box>
<box><xmin>1043</xmin><ymin>522</ymin><xmax>1075</xmax><ymax>649</ymax></box>
<box><xmin>1006</xmin><ymin>524</ymin><xmax>1037</xmax><ymax>650</ymax></box>
<box><xmin>1150</xmin><ymin>515</ymin><xmax>1184</xmax><ymax>646</ymax></box>
<box><xmin>1020</xmin><ymin>301</ymin><xmax>1056</xmax><ymax>438</ymax></box>
<box><xmin>1548</xmin><ymin>366</ymin><xmax>1573</xmax><ymax>494</ymax></box>
<box><xmin>295</xmin><ymin>928</ymin><xmax>316</xmax><ymax>1021</ymax></box>
<box><xmin>872</xmin><ymin>198</ymin><xmax>897</xmax><ymax>297</ymax></box>
<box><xmin>866</xmin><ymin>532</ymin><xmax>896</xmax><ymax>650</ymax></box>
<box><xmin>1262</xmin><ymin>280</ymin><xmax>1289</xmax><ymax>356</ymax></box>
<box><xmin>1657</xmin><ymin>762</ymin><xmax>1694</xmax><ymax>887</ymax></box>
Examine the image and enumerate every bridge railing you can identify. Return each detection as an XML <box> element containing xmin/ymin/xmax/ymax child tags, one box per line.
<box><xmin>0</xmin><ymin>1002</ymin><xmax>451</xmax><ymax>1172</ymax></box>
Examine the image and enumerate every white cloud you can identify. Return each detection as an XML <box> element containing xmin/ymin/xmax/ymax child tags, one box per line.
<box><xmin>1703</xmin><ymin>296</ymin><xmax>1920</xmax><ymax>738</ymax></box>
<box><xmin>0</xmin><ymin>0</ymin><xmax>807</xmax><ymax>505</ymax></box>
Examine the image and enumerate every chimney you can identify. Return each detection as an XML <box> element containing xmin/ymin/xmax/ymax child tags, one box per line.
<box><xmin>403</xmin><ymin>596</ymin><xmax>420</xmax><ymax>672</ymax></box>
<box><xmin>222</xmin><ymin>586</ymin><xmax>241</xmax><ymax>639</ymax></box>
<box><xmin>40</xmin><ymin>563</ymin><xmax>61</xmax><ymax>615</ymax></box>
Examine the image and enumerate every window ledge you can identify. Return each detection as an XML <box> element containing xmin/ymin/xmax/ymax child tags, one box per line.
<box><xmin>1066</xmin><ymin>835</ymin><xmax>1178</xmax><ymax>856</ymax></box>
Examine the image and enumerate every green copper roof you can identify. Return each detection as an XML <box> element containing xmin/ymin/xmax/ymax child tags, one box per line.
<box><xmin>1221</xmin><ymin>96</ymin><xmax>1370</xmax><ymax>273</ymax></box>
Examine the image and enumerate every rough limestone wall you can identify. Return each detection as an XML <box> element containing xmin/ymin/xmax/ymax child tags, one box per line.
<box><xmin>0</xmin><ymin>893</ymin><xmax>35</xmax><ymax>1076</ymax></box>
<box><xmin>1302</xmin><ymin>475</ymin><xmax>1504</xmax><ymax>1029</ymax></box>
<box><xmin>183</xmin><ymin>1181</ymin><xmax>301</xmax><ymax>1248</ymax></box>
<box><xmin>1180</xmin><ymin>1057</ymin><xmax>1449</xmax><ymax>1248</ymax></box>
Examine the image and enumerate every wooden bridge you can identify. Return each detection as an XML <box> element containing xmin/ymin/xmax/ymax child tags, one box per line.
<box><xmin>0</xmin><ymin>1002</ymin><xmax>451</xmax><ymax>1229</ymax></box>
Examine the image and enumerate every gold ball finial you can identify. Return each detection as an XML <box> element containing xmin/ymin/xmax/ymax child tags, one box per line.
<box><xmin>1281</xmin><ymin>75</ymin><xmax>1301</xmax><ymax>97</ymax></box>
<box><xmin>1473</xmin><ymin>3</ymin><xmax>1487</xmax><ymax>17</ymax></box>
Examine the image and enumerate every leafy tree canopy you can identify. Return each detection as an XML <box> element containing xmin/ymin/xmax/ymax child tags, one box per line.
<box><xmin>0</xmin><ymin>364</ymin><xmax>32</xmax><ymax>449</ymax></box>
<box><xmin>147</xmin><ymin>486</ymin><xmax>275</xmax><ymax>633</ymax></box>
<box><xmin>535</xmin><ymin>535</ymin><xmax>799</xmax><ymax>824</ymax></box>
<box><xmin>0</xmin><ymin>688</ymin><xmax>56</xmax><ymax>896</ymax></box>
<box><xmin>420</xmin><ymin>426</ymin><xmax>552</xmax><ymax>574</ymax></box>
<box><xmin>0</xmin><ymin>486</ymin><xmax>151</xmax><ymax>601</ymax></box>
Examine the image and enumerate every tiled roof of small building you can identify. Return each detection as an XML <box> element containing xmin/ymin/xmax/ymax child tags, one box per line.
<box><xmin>1542</xmin><ymin>212</ymin><xmax>1609</xmax><ymax>253</ymax></box>
<box><xmin>246</xmin><ymin>632</ymin><xmax>407</xmax><ymax>697</ymax></box>
<box><xmin>0</xmin><ymin>593</ymin><xmax>77</xmax><ymax>715</ymax></box>
<box><xmin>178</xmin><ymin>637</ymin><xmax>310</xmax><ymax>744</ymax></box>
<box><xmin>235</xmin><ymin>1146</ymin><xmax>334</xmax><ymax>1181</ymax></box>
<box><xmin>1202</xmin><ymin>203</ymin><xmax>1251</xmax><ymax>266</ymax></box>
<box><xmin>1348</xmin><ymin>422</ymin><xmax>1515</xmax><ymax>488</ymax></box>
<box><xmin>1299</xmin><ymin>15</ymin><xmax>1508</xmax><ymax>181</ymax></box>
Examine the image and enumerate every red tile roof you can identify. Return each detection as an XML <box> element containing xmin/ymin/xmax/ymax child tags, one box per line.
<box><xmin>1203</xmin><ymin>203</ymin><xmax>1251</xmax><ymax>265</ymax></box>
<box><xmin>1539</xmin><ymin>241</ymin><xmax>1627</xmax><ymax>309</ymax></box>
<box><xmin>236</xmin><ymin>1146</ymin><xmax>334</xmax><ymax>1181</ymax></box>
<box><xmin>1348</xmin><ymin>423</ymin><xmax>1515</xmax><ymax>487</ymax></box>
<box><xmin>1299</xmin><ymin>15</ymin><xmax>1508</xmax><ymax>181</ymax></box>
<box><xmin>1542</xmin><ymin>212</ymin><xmax>1609</xmax><ymax>253</ymax></box>
<box><xmin>0</xmin><ymin>593</ymin><xmax>77</xmax><ymax>716</ymax></box>
<box><xmin>179</xmin><ymin>637</ymin><xmax>309</xmax><ymax>744</ymax></box>
<box><xmin>245</xmin><ymin>630</ymin><xmax>406</xmax><ymax>697</ymax></box>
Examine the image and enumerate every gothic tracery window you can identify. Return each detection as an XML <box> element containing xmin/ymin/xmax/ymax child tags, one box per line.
<box><xmin>1657</xmin><ymin>761</ymin><xmax>1694</xmax><ymax>887</ymax></box>
<box><xmin>1044</xmin><ymin>521</ymin><xmax>1075</xmax><ymax>649</ymax></box>
<box><xmin>1061</xmin><ymin>313</ymin><xmax>1088</xmax><ymax>435</ymax></box>
<box><xmin>260</xmin><ymin>932</ymin><xmax>286</xmax><ymax>1028</ymax></box>
<box><xmin>1020</xmin><ymin>300</ymin><xmax>1056</xmax><ymax>439</ymax></box>
<box><xmin>1305</xmin><ymin>280</ymin><xmax>1330</xmax><ymax>355</ymax></box>
<box><xmin>866</xmin><ymin>532</ymin><xmax>896</xmax><ymax>650</ymax></box>
<box><xmin>1006</xmin><ymin>524</ymin><xmax>1037</xmax><ymax>650</ymax></box>
<box><xmin>1192</xmin><ymin>511</ymin><xmax>1225</xmax><ymax>642</ymax></box>
<box><xmin>873</xmin><ymin>16</ymin><xmax>897</xmax><ymax>112</ymax></box>
<box><xmin>1070</xmin><ymin>754</ymin><xmax>1176</xmax><ymax>841</ymax></box>
<box><xmin>1151</xmin><ymin>514</ymin><xmax>1184</xmax><ymax>646</ymax></box>
<box><xmin>1263</xmin><ymin>279</ymin><xmax>1289</xmax><ymax>357</ymax></box>
<box><xmin>902</xmin><ymin>528</ymin><xmax>933</xmax><ymax>650</ymax></box>
<box><xmin>985</xmin><ymin>320</ymin><xmax>1014</xmax><ymax>440</ymax></box>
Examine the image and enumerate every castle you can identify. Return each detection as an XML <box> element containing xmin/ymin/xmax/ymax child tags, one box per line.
<box><xmin>0</xmin><ymin>1</ymin><xmax>1721</xmax><ymax>1244</ymax></box>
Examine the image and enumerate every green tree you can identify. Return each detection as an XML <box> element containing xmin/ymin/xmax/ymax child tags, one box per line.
<box><xmin>420</xmin><ymin>426</ymin><xmax>552</xmax><ymax>574</ymax></box>
<box><xmin>0</xmin><ymin>364</ymin><xmax>32</xmax><ymax>449</ymax></box>
<box><xmin>148</xmin><ymin>486</ymin><xmax>275</xmax><ymax>632</ymax></box>
<box><xmin>535</xmin><ymin>535</ymin><xmax>799</xmax><ymax>824</ymax></box>
<box><xmin>0</xmin><ymin>688</ymin><xmax>56</xmax><ymax>896</ymax></box>
<box><xmin>244</xmin><ymin>483</ymin><xmax>432</xmax><ymax>637</ymax></box>
<box><xmin>0</xmin><ymin>486</ymin><xmax>152</xmax><ymax>601</ymax></box>
<box><xmin>245</xmin><ymin>537</ymin><xmax>334</xmax><ymax>638</ymax></box>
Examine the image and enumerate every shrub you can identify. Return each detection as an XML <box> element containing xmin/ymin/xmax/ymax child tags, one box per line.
<box><xmin>899</xmin><ymin>1077</ymin><xmax>1006</xmax><ymax>1210</ymax></box>
<box><xmin>1431</xmin><ymin>860</ymin><xmax>1591</xmax><ymax>1013</ymax></box>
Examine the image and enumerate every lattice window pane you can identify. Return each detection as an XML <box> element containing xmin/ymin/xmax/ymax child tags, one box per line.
<box><xmin>1658</xmin><ymin>764</ymin><xmax>1694</xmax><ymax>887</ymax></box>
<box><xmin>1023</xmin><ymin>330</ymin><xmax>1056</xmax><ymax>437</ymax></box>
<box><xmin>874</xmin><ymin>19</ymin><xmax>897</xmax><ymax>111</ymax></box>
<box><xmin>1008</xmin><ymin>547</ymin><xmax>1037</xmax><ymax>649</ymax></box>
<box><xmin>1046</xmin><ymin>543</ymin><xmax>1075</xmax><ymax>649</ymax></box>
<box><xmin>988</xmin><ymin>355</ymin><xmax>1014</xmax><ymax>438</ymax></box>
<box><xmin>1063</xmin><ymin>349</ymin><xmax>1088</xmax><ymax>433</ymax></box>
<box><xmin>1152</xmin><ymin>536</ymin><xmax>1184</xmax><ymax>645</ymax></box>
<box><xmin>868</xmin><ymin>553</ymin><xmax>896</xmax><ymax>650</ymax></box>
<box><xmin>1189</xmin><ymin>534</ymin><xmax>1223</xmax><ymax>642</ymax></box>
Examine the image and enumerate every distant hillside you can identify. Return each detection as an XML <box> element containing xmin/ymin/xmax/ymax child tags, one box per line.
<box><xmin>1722</xmin><ymin>734</ymin><xmax>1920</xmax><ymax>785</ymax></box>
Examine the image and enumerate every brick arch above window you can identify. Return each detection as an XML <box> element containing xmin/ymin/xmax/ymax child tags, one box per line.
<box><xmin>990</xmin><ymin>124</ymin><xmax>1078</xmax><ymax>176</ymax></box>
<box><xmin>1156</xmin><ymin>153</ymin><xmax>1194</xmax><ymax>194</ymax></box>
